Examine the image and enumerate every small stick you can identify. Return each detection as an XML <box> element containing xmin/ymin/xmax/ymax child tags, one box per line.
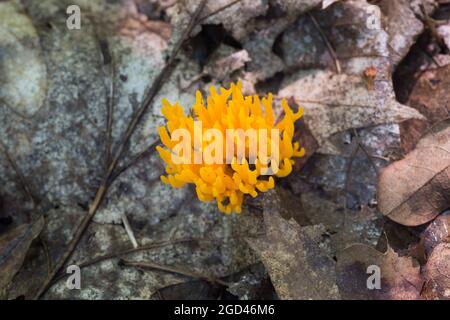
<box><xmin>49</xmin><ymin>238</ymin><xmax>197</xmax><ymax>285</ymax></box>
<box><xmin>105</xmin><ymin>63</ymin><xmax>115</xmax><ymax>166</ymax></box>
<box><xmin>121</xmin><ymin>212</ymin><xmax>139</xmax><ymax>249</ymax></box>
<box><xmin>40</xmin><ymin>235</ymin><xmax>53</xmax><ymax>278</ymax></box>
<box><xmin>96</xmin><ymin>36</ymin><xmax>115</xmax><ymax>167</ymax></box>
<box><xmin>419</xmin><ymin>2</ymin><xmax>446</xmax><ymax>48</ymax></box>
<box><xmin>308</xmin><ymin>12</ymin><xmax>342</xmax><ymax>74</ymax></box>
<box><xmin>48</xmin><ymin>233</ymin><xmax>264</xmax><ymax>286</ymax></box>
<box><xmin>370</xmin><ymin>154</ymin><xmax>389</xmax><ymax>162</ymax></box>
<box><xmin>121</xmin><ymin>259</ymin><xmax>230</xmax><ymax>286</ymax></box>
<box><xmin>342</xmin><ymin>137</ymin><xmax>359</xmax><ymax>230</ymax></box>
<box><xmin>352</xmin><ymin>128</ymin><xmax>379</xmax><ymax>176</ymax></box>
<box><xmin>109</xmin><ymin>140</ymin><xmax>159</xmax><ymax>184</ymax></box>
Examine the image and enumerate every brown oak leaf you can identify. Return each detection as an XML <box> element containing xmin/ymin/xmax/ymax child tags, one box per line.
<box><xmin>336</xmin><ymin>244</ymin><xmax>423</xmax><ymax>300</ymax></box>
<box><xmin>246</xmin><ymin>189</ymin><xmax>340</xmax><ymax>300</ymax></box>
<box><xmin>378</xmin><ymin>119</ymin><xmax>450</xmax><ymax>226</ymax></box>
<box><xmin>0</xmin><ymin>216</ymin><xmax>44</xmax><ymax>291</ymax></box>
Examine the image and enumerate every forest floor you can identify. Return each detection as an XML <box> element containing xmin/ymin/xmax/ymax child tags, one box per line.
<box><xmin>0</xmin><ymin>0</ymin><xmax>449</xmax><ymax>300</ymax></box>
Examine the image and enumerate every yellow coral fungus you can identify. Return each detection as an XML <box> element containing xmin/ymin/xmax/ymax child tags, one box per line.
<box><xmin>156</xmin><ymin>82</ymin><xmax>304</xmax><ymax>214</ymax></box>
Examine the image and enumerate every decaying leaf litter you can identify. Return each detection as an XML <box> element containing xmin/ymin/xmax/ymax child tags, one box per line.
<box><xmin>0</xmin><ymin>0</ymin><xmax>449</xmax><ymax>299</ymax></box>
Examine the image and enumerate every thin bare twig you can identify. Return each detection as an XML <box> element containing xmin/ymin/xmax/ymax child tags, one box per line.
<box><xmin>370</xmin><ymin>154</ymin><xmax>389</xmax><ymax>162</ymax></box>
<box><xmin>109</xmin><ymin>140</ymin><xmax>159</xmax><ymax>183</ymax></box>
<box><xmin>121</xmin><ymin>212</ymin><xmax>138</xmax><ymax>248</ymax></box>
<box><xmin>418</xmin><ymin>1</ymin><xmax>446</xmax><ymax>48</ymax></box>
<box><xmin>49</xmin><ymin>232</ymin><xmax>265</xmax><ymax>286</ymax></box>
<box><xmin>274</xmin><ymin>96</ymin><xmax>382</xmax><ymax>109</ymax></box>
<box><xmin>342</xmin><ymin>137</ymin><xmax>359</xmax><ymax>230</ymax></box>
<box><xmin>106</xmin><ymin>61</ymin><xmax>115</xmax><ymax>167</ymax></box>
<box><xmin>33</xmin><ymin>0</ymin><xmax>208</xmax><ymax>299</ymax></box>
<box><xmin>96</xmin><ymin>36</ymin><xmax>116</xmax><ymax>167</ymax></box>
<box><xmin>342</xmin><ymin>129</ymin><xmax>381</xmax><ymax>230</ymax></box>
<box><xmin>352</xmin><ymin>128</ymin><xmax>379</xmax><ymax>176</ymax></box>
<box><xmin>49</xmin><ymin>238</ymin><xmax>196</xmax><ymax>285</ymax></box>
<box><xmin>121</xmin><ymin>259</ymin><xmax>230</xmax><ymax>286</ymax></box>
<box><xmin>39</xmin><ymin>235</ymin><xmax>53</xmax><ymax>278</ymax></box>
<box><xmin>308</xmin><ymin>12</ymin><xmax>342</xmax><ymax>74</ymax></box>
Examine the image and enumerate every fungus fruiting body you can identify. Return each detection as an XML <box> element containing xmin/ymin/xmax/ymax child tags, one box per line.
<box><xmin>157</xmin><ymin>82</ymin><xmax>304</xmax><ymax>214</ymax></box>
<box><xmin>364</xmin><ymin>66</ymin><xmax>377</xmax><ymax>90</ymax></box>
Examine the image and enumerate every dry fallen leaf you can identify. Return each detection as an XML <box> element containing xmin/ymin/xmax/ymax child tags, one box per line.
<box><xmin>0</xmin><ymin>216</ymin><xmax>44</xmax><ymax>292</ymax></box>
<box><xmin>423</xmin><ymin>243</ymin><xmax>450</xmax><ymax>299</ymax></box>
<box><xmin>421</xmin><ymin>211</ymin><xmax>450</xmax><ymax>257</ymax></box>
<box><xmin>279</xmin><ymin>70</ymin><xmax>424</xmax><ymax>154</ymax></box>
<box><xmin>336</xmin><ymin>244</ymin><xmax>423</xmax><ymax>300</ymax></box>
<box><xmin>203</xmin><ymin>46</ymin><xmax>251</xmax><ymax>82</ymax></box>
<box><xmin>183</xmin><ymin>0</ymin><xmax>269</xmax><ymax>40</ymax></box>
<box><xmin>246</xmin><ymin>189</ymin><xmax>340</xmax><ymax>300</ymax></box>
<box><xmin>400</xmin><ymin>64</ymin><xmax>450</xmax><ymax>153</ymax></box>
<box><xmin>299</xmin><ymin>191</ymin><xmax>383</xmax><ymax>255</ymax></box>
<box><xmin>1</xmin><ymin>0</ymin><xmax>447</xmax><ymax>300</ymax></box>
<box><xmin>378</xmin><ymin>119</ymin><xmax>450</xmax><ymax>226</ymax></box>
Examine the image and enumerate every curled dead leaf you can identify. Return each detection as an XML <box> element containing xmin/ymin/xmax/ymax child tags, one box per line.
<box><xmin>336</xmin><ymin>244</ymin><xmax>423</xmax><ymax>300</ymax></box>
<box><xmin>204</xmin><ymin>47</ymin><xmax>250</xmax><ymax>82</ymax></box>
<box><xmin>423</xmin><ymin>243</ymin><xmax>450</xmax><ymax>300</ymax></box>
<box><xmin>421</xmin><ymin>211</ymin><xmax>450</xmax><ymax>257</ymax></box>
<box><xmin>378</xmin><ymin>119</ymin><xmax>450</xmax><ymax>226</ymax></box>
<box><xmin>0</xmin><ymin>216</ymin><xmax>44</xmax><ymax>291</ymax></box>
